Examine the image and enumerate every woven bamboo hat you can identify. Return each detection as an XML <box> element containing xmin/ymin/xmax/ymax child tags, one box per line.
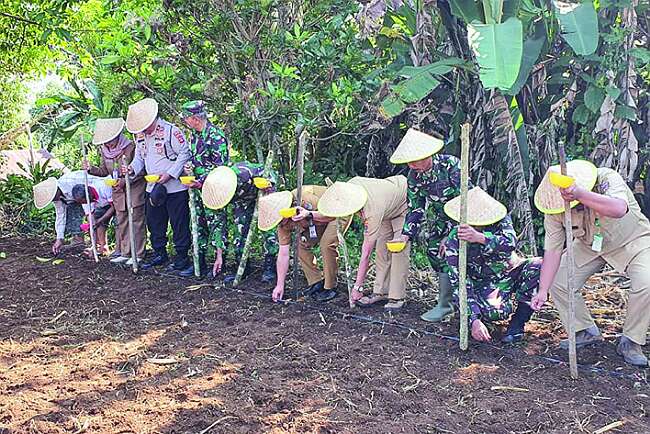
<box><xmin>317</xmin><ymin>181</ymin><xmax>368</xmax><ymax>218</ymax></box>
<box><xmin>126</xmin><ymin>98</ymin><xmax>159</xmax><ymax>134</ymax></box>
<box><xmin>92</xmin><ymin>118</ymin><xmax>125</xmax><ymax>145</ymax></box>
<box><xmin>390</xmin><ymin>128</ymin><xmax>444</xmax><ymax>164</ymax></box>
<box><xmin>258</xmin><ymin>191</ymin><xmax>293</xmax><ymax>231</ymax></box>
<box><xmin>534</xmin><ymin>160</ymin><xmax>598</xmax><ymax>215</ymax></box>
<box><xmin>444</xmin><ymin>187</ymin><xmax>507</xmax><ymax>226</ymax></box>
<box><xmin>33</xmin><ymin>177</ymin><xmax>58</xmax><ymax>209</ymax></box>
<box><xmin>201</xmin><ymin>166</ymin><xmax>238</xmax><ymax>210</ymax></box>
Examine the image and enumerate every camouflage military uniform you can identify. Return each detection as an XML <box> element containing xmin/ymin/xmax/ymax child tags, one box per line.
<box><xmin>188</xmin><ymin>122</ymin><xmax>230</xmax><ymax>253</ymax></box>
<box><xmin>402</xmin><ymin>154</ymin><xmax>465</xmax><ymax>272</ymax></box>
<box><xmin>444</xmin><ymin>215</ymin><xmax>542</xmax><ymax>323</ymax></box>
<box><xmin>214</xmin><ymin>161</ymin><xmax>279</xmax><ymax>258</ymax></box>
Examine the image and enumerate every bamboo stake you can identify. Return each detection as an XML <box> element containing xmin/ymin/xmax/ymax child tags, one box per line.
<box><xmin>292</xmin><ymin>130</ymin><xmax>307</xmax><ymax>293</ymax></box>
<box><xmin>233</xmin><ymin>150</ymin><xmax>274</xmax><ymax>288</ymax></box>
<box><xmin>184</xmin><ymin>163</ymin><xmax>201</xmax><ymax>277</ymax></box>
<box><xmin>459</xmin><ymin>123</ymin><xmax>471</xmax><ymax>351</ymax></box>
<box><xmin>324</xmin><ymin>177</ymin><xmax>354</xmax><ymax>308</ymax></box>
<box><xmin>122</xmin><ymin>156</ymin><xmax>138</xmax><ymax>274</ymax></box>
<box><xmin>558</xmin><ymin>143</ymin><xmax>579</xmax><ymax>379</ymax></box>
<box><xmin>81</xmin><ymin>136</ymin><xmax>99</xmax><ymax>263</ymax></box>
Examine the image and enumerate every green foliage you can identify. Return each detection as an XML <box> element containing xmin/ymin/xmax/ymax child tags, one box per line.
<box><xmin>552</xmin><ymin>1</ymin><xmax>599</xmax><ymax>56</ymax></box>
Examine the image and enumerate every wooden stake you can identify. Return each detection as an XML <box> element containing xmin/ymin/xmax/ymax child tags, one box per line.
<box><xmin>459</xmin><ymin>123</ymin><xmax>471</xmax><ymax>351</ymax></box>
<box><xmin>81</xmin><ymin>136</ymin><xmax>99</xmax><ymax>263</ymax></box>
<box><xmin>121</xmin><ymin>156</ymin><xmax>138</xmax><ymax>274</ymax></box>
<box><xmin>233</xmin><ymin>150</ymin><xmax>274</xmax><ymax>288</ymax></box>
<box><xmin>292</xmin><ymin>129</ymin><xmax>306</xmax><ymax>293</ymax></box>
<box><xmin>558</xmin><ymin>143</ymin><xmax>579</xmax><ymax>379</ymax></box>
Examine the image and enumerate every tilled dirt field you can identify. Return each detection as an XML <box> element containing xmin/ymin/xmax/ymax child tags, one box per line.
<box><xmin>1</xmin><ymin>236</ymin><xmax>649</xmax><ymax>434</ymax></box>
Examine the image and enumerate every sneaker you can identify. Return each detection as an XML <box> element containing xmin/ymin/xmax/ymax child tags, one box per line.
<box><xmin>313</xmin><ymin>288</ymin><xmax>337</xmax><ymax>302</ymax></box>
<box><xmin>559</xmin><ymin>325</ymin><xmax>604</xmax><ymax>350</ymax></box>
<box><xmin>384</xmin><ymin>299</ymin><xmax>405</xmax><ymax>311</ymax></box>
<box><xmin>125</xmin><ymin>257</ymin><xmax>142</xmax><ymax>266</ymax></box>
<box><xmin>141</xmin><ymin>254</ymin><xmax>168</xmax><ymax>270</ymax></box>
<box><xmin>302</xmin><ymin>280</ymin><xmax>324</xmax><ymax>297</ymax></box>
<box><xmin>617</xmin><ymin>336</ymin><xmax>648</xmax><ymax>367</ymax></box>
<box><xmin>110</xmin><ymin>256</ymin><xmax>129</xmax><ymax>264</ymax></box>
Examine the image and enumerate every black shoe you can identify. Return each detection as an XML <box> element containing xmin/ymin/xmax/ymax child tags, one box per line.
<box><xmin>165</xmin><ymin>256</ymin><xmax>190</xmax><ymax>272</ymax></box>
<box><xmin>141</xmin><ymin>254</ymin><xmax>168</xmax><ymax>270</ymax></box>
<box><xmin>261</xmin><ymin>255</ymin><xmax>277</xmax><ymax>283</ymax></box>
<box><xmin>501</xmin><ymin>302</ymin><xmax>534</xmax><ymax>344</ymax></box>
<box><xmin>178</xmin><ymin>264</ymin><xmax>207</xmax><ymax>278</ymax></box>
<box><xmin>313</xmin><ymin>288</ymin><xmax>338</xmax><ymax>302</ymax></box>
<box><xmin>302</xmin><ymin>280</ymin><xmax>324</xmax><ymax>297</ymax></box>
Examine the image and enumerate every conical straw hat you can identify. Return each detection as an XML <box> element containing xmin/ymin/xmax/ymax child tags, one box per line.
<box><xmin>33</xmin><ymin>177</ymin><xmax>58</xmax><ymax>209</ymax></box>
<box><xmin>201</xmin><ymin>166</ymin><xmax>238</xmax><ymax>210</ymax></box>
<box><xmin>444</xmin><ymin>187</ymin><xmax>507</xmax><ymax>226</ymax></box>
<box><xmin>92</xmin><ymin>118</ymin><xmax>125</xmax><ymax>145</ymax></box>
<box><xmin>534</xmin><ymin>160</ymin><xmax>598</xmax><ymax>215</ymax></box>
<box><xmin>390</xmin><ymin>128</ymin><xmax>444</xmax><ymax>164</ymax></box>
<box><xmin>317</xmin><ymin>181</ymin><xmax>368</xmax><ymax>218</ymax></box>
<box><xmin>126</xmin><ymin>98</ymin><xmax>159</xmax><ymax>133</ymax></box>
<box><xmin>258</xmin><ymin>191</ymin><xmax>293</xmax><ymax>231</ymax></box>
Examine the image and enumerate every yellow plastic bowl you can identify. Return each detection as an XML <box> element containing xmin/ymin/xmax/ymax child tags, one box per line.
<box><xmin>549</xmin><ymin>172</ymin><xmax>575</xmax><ymax>189</ymax></box>
<box><xmin>180</xmin><ymin>176</ymin><xmax>196</xmax><ymax>185</ymax></box>
<box><xmin>279</xmin><ymin>207</ymin><xmax>297</xmax><ymax>218</ymax></box>
<box><xmin>145</xmin><ymin>174</ymin><xmax>160</xmax><ymax>183</ymax></box>
<box><xmin>253</xmin><ymin>177</ymin><xmax>271</xmax><ymax>189</ymax></box>
<box><xmin>386</xmin><ymin>241</ymin><xmax>406</xmax><ymax>253</ymax></box>
<box><xmin>104</xmin><ymin>179</ymin><xmax>118</xmax><ymax>187</ymax></box>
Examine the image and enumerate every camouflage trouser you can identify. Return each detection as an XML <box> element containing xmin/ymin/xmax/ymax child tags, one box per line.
<box><xmin>196</xmin><ymin>199</ymin><xmax>228</xmax><ymax>254</ymax></box>
<box><xmin>422</xmin><ymin>214</ymin><xmax>451</xmax><ymax>273</ymax></box>
<box><xmin>232</xmin><ymin>198</ymin><xmax>279</xmax><ymax>258</ymax></box>
<box><xmin>453</xmin><ymin>258</ymin><xmax>542</xmax><ymax>323</ymax></box>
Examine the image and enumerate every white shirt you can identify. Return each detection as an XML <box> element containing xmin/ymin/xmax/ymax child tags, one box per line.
<box><xmin>53</xmin><ymin>170</ymin><xmax>107</xmax><ymax>239</ymax></box>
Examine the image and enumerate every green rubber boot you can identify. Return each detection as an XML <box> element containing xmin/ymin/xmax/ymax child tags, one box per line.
<box><xmin>421</xmin><ymin>272</ymin><xmax>454</xmax><ymax>322</ymax></box>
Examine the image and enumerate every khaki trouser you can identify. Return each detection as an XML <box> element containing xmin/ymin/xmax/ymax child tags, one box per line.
<box><xmin>550</xmin><ymin>247</ymin><xmax>650</xmax><ymax>345</ymax></box>
<box><xmin>115</xmin><ymin>206</ymin><xmax>146</xmax><ymax>258</ymax></box>
<box><xmin>373</xmin><ymin>214</ymin><xmax>411</xmax><ymax>300</ymax></box>
<box><xmin>298</xmin><ymin>221</ymin><xmax>339</xmax><ymax>289</ymax></box>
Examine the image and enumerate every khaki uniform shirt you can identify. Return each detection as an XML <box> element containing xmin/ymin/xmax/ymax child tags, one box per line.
<box><xmin>349</xmin><ymin>175</ymin><xmax>408</xmax><ymax>244</ymax></box>
<box><xmin>277</xmin><ymin>185</ymin><xmax>328</xmax><ymax>246</ymax></box>
<box><xmin>544</xmin><ymin>168</ymin><xmax>650</xmax><ymax>272</ymax></box>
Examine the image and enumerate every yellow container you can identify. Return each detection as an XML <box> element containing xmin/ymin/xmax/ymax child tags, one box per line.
<box><xmin>549</xmin><ymin>172</ymin><xmax>575</xmax><ymax>189</ymax></box>
<box><xmin>279</xmin><ymin>207</ymin><xmax>297</xmax><ymax>218</ymax></box>
<box><xmin>386</xmin><ymin>241</ymin><xmax>406</xmax><ymax>253</ymax></box>
<box><xmin>180</xmin><ymin>176</ymin><xmax>196</xmax><ymax>185</ymax></box>
<box><xmin>104</xmin><ymin>178</ymin><xmax>118</xmax><ymax>187</ymax></box>
<box><xmin>253</xmin><ymin>177</ymin><xmax>271</xmax><ymax>189</ymax></box>
<box><xmin>145</xmin><ymin>174</ymin><xmax>160</xmax><ymax>183</ymax></box>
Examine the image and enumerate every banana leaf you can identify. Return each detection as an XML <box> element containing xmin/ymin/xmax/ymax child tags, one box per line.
<box><xmin>553</xmin><ymin>1</ymin><xmax>599</xmax><ymax>56</ymax></box>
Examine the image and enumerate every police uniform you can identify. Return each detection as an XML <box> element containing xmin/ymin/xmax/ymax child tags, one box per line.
<box><xmin>545</xmin><ymin>168</ymin><xmax>650</xmax><ymax>345</ymax></box>
<box><xmin>130</xmin><ymin>118</ymin><xmax>192</xmax><ymax>265</ymax></box>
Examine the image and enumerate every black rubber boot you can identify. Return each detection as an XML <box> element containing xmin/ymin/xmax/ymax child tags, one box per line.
<box><xmin>178</xmin><ymin>255</ymin><xmax>207</xmax><ymax>278</ymax></box>
<box><xmin>261</xmin><ymin>255</ymin><xmax>277</xmax><ymax>283</ymax></box>
<box><xmin>501</xmin><ymin>303</ymin><xmax>534</xmax><ymax>344</ymax></box>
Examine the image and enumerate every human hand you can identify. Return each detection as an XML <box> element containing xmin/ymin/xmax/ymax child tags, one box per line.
<box><xmin>120</xmin><ymin>165</ymin><xmax>131</xmax><ymax>176</ymax></box>
<box><xmin>52</xmin><ymin>239</ymin><xmax>64</xmax><ymax>255</ymax></box>
<box><xmin>390</xmin><ymin>234</ymin><xmax>409</xmax><ymax>244</ymax></box>
<box><xmin>82</xmin><ymin>159</ymin><xmax>91</xmax><ymax>171</ymax></box>
<box><xmin>212</xmin><ymin>249</ymin><xmax>223</xmax><ymax>275</ymax></box>
<box><xmin>471</xmin><ymin>319</ymin><xmax>492</xmax><ymax>342</ymax></box>
<box><xmin>457</xmin><ymin>224</ymin><xmax>486</xmax><ymax>244</ymax></box>
<box><xmin>293</xmin><ymin>206</ymin><xmax>310</xmax><ymax>222</ymax></box>
<box><xmin>530</xmin><ymin>290</ymin><xmax>548</xmax><ymax>311</ymax></box>
<box><xmin>114</xmin><ymin>179</ymin><xmax>125</xmax><ymax>191</ymax></box>
<box><xmin>157</xmin><ymin>173</ymin><xmax>172</xmax><ymax>184</ymax></box>
<box><xmin>560</xmin><ymin>184</ymin><xmax>586</xmax><ymax>202</ymax></box>
<box><xmin>190</xmin><ymin>181</ymin><xmax>203</xmax><ymax>189</ymax></box>
<box><xmin>272</xmin><ymin>285</ymin><xmax>284</xmax><ymax>302</ymax></box>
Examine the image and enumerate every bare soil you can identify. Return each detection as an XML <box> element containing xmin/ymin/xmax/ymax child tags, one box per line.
<box><xmin>1</xmin><ymin>236</ymin><xmax>649</xmax><ymax>434</ymax></box>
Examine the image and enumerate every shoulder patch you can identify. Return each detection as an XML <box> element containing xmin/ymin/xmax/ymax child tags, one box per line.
<box><xmin>173</xmin><ymin>129</ymin><xmax>185</xmax><ymax>144</ymax></box>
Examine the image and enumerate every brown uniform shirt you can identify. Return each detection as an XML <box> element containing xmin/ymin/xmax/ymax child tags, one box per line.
<box><xmin>348</xmin><ymin>175</ymin><xmax>408</xmax><ymax>244</ymax></box>
<box><xmin>277</xmin><ymin>185</ymin><xmax>328</xmax><ymax>246</ymax></box>
<box><xmin>544</xmin><ymin>168</ymin><xmax>650</xmax><ymax>272</ymax></box>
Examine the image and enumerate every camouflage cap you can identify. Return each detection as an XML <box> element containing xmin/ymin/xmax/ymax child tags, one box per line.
<box><xmin>181</xmin><ymin>100</ymin><xmax>206</xmax><ymax>118</ymax></box>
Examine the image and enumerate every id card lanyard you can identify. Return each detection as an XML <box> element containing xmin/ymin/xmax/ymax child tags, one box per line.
<box><xmin>307</xmin><ymin>212</ymin><xmax>318</xmax><ymax>240</ymax></box>
<box><xmin>591</xmin><ymin>217</ymin><xmax>603</xmax><ymax>252</ymax></box>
